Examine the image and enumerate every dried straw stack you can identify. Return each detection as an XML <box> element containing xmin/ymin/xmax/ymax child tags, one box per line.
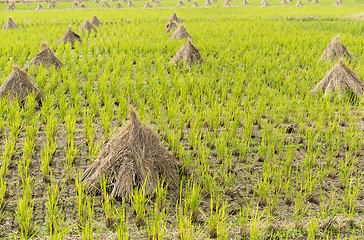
<box><xmin>170</xmin><ymin>24</ymin><xmax>192</xmax><ymax>40</ymax></box>
<box><xmin>28</xmin><ymin>43</ymin><xmax>63</xmax><ymax>69</ymax></box>
<box><xmin>168</xmin><ymin>39</ymin><xmax>203</xmax><ymax>70</ymax></box>
<box><xmin>0</xmin><ymin>66</ymin><xmax>43</xmax><ymax>102</ymax></box>
<box><xmin>320</xmin><ymin>36</ymin><xmax>352</xmax><ymax>62</ymax></box>
<box><xmin>82</xmin><ymin>106</ymin><xmax>179</xmax><ymax>201</ymax></box>
<box><xmin>312</xmin><ymin>60</ymin><xmax>364</xmax><ymax>100</ymax></box>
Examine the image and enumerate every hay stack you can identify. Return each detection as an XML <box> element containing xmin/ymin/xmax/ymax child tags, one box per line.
<box><xmin>320</xmin><ymin>36</ymin><xmax>352</xmax><ymax>62</ymax></box>
<box><xmin>28</xmin><ymin>43</ymin><xmax>63</xmax><ymax>69</ymax></box>
<box><xmin>312</xmin><ymin>0</ymin><xmax>318</xmax><ymax>3</ymax></box>
<box><xmin>170</xmin><ymin>24</ymin><xmax>192</xmax><ymax>40</ymax></box>
<box><xmin>166</xmin><ymin>19</ymin><xmax>178</xmax><ymax>33</ymax></box>
<box><xmin>82</xmin><ymin>106</ymin><xmax>179</xmax><ymax>201</ymax></box>
<box><xmin>7</xmin><ymin>3</ymin><xmax>15</xmax><ymax>10</ymax></box>
<box><xmin>168</xmin><ymin>39</ymin><xmax>203</xmax><ymax>70</ymax></box>
<box><xmin>48</xmin><ymin>1</ymin><xmax>56</xmax><ymax>8</ymax></box>
<box><xmin>205</xmin><ymin>0</ymin><xmax>211</xmax><ymax>5</ymax></box>
<box><xmin>155</xmin><ymin>0</ymin><xmax>162</xmax><ymax>5</ymax></box>
<box><xmin>80</xmin><ymin>20</ymin><xmax>97</xmax><ymax>33</ymax></box>
<box><xmin>122</xmin><ymin>0</ymin><xmax>127</xmax><ymax>3</ymax></box>
<box><xmin>72</xmin><ymin>1</ymin><xmax>78</xmax><ymax>7</ymax></box>
<box><xmin>3</xmin><ymin>18</ymin><xmax>18</xmax><ymax>29</ymax></box>
<box><xmin>223</xmin><ymin>0</ymin><xmax>232</xmax><ymax>6</ymax></box>
<box><xmin>143</xmin><ymin>1</ymin><xmax>152</xmax><ymax>8</ymax></box>
<box><xmin>127</xmin><ymin>0</ymin><xmax>134</xmax><ymax>6</ymax></box>
<box><xmin>186</xmin><ymin>0</ymin><xmax>191</xmax><ymax>2</ymax></box>
<box><xmin>94</xmin><ymin>0</ymin><xmax>100</xmax><ymax>3</ymax></box>
<box><xmin>170</xmin><ymin>12</ymin><xmax>181</xmax><ymax>24</ymax></box>
<box><xmin>177</xmin><ymin>0</ymin><xmax>184</xmax><ymax>5</ymax></box>
<box><xmin>79</xmin><ymin>3</ymin><xmax>87</xmax><ymax>8</ymax></box>
<box><xmin>115</xmin><ymin>1</ymin><xmax>123</xmax><ymax>7</ymax></box>
<box><xmin>280</xmin><ymin>0</ymin><xmax>287</xmax><ymax>3</ymax></box>
<box><xmin>295</xmin><ymin>0</ymin><xmax>303</xmax><ymax>5</ymax></box>
<box><xmin>57</xmin><ymin>26</ymin><xmax>81</xmax><ymax>46</ymax></box>
<box><xmin>261</xmin><ymin>1</ymin><xmax>270</xmax><ymax>6</ymax></box>
<box><xmin>332</xmin><ymin>0</ymin><xmax>340</xmax><ymax>5</ymax></box>
<box><xmin>36</xmin><ymin>3</ymin><xmax>44</xmax><ymax>9</ymax></box>
<box><xmin>91</xmin><ymin>16</ymin><xmax>103</xmax><ymax>26</ymax></box>
<box><xmin>0</xmin><ymin>66</ymin><xmax>43</xmax><ymax>102</ymax></box>
<box><xmin>241</xmin><ymin>0</ymin><xmax>248</xmax><ymax>4</ymax></box>
<box><xmin>212</xmin><ymin>0</ymin><xmax>217</xmax><ymax>2</ymax></box>
<box><xmin>102</xmin><ymin>1</ymin><xmax>110</xmax><ymax>7</ymax></box>
<box><xmin>192</xmin><ymin>1</ymin><xmax>199</xmax><ymax>7</ymax></box>
<box><xmin>312</xmin><ymin>60</ymin><xmax>364</xmax><ymax>99</ymax></box>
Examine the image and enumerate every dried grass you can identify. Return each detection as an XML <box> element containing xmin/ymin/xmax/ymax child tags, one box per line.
<box><xmin>36</xmin><ymin>3</ymin><xmax>44</xmax><ymax>10</ymax></box>
<box><xmin>242</xmin><ymin>0</ymin><xmax>248</xmax><ymax>5</ymax></box>
<box><xmin>320</xmin><ymin>36</ymin><xmax>352</xmax><ymax>62</ymax></box>
<box><xmin>166</xmin><ymin>19</ymin><xmax>178</xmax><ymax>33</ymax></box>
<box><xmin>332</xmin><ymin>0</ymin><xmax>340</xmax><ymax>6</ymax></box>
<box><xmin>295</xmin><ymin>0</ymin><xmax>303</xmax><ymax>6</ymax></box>
<box><xmin>192</xmin><ymin>1</ymin><xmax>199</xmax><ymax>7</ymax></box>
<box><xmin>170</xmin><ymin>24</ymin><xmax>192</xmax><ymax>40</ymax></box>
<box><xmin>28</xmin><ymin>42</ymin><xmax>63</xmax><ymax>69</ymax></box>
<box><xmin>312</xmin><ymin>59</ymin><xmax>364</xmax><ymax>99</ymax></box>
<box><xmin>223</xmin><ymin>0</ymin><xmax>232</xmax><ymax>7</ymax></box>
<box><xmin>205</xmin><ymin>0</ymin><xmax>212</xmax><ymax>5</ymax></box>
<box><xmin>115</xmin><ymin>2</ymin><xmax>123</xmax><ymax>8</ymax></box>
<box><xmin>143</xmin><ymin>1</ymin><xmax>152</xmax><ymax>8</ymax></box>
<box><xmin>3</xmin><ymin>18</ymin><xmax>18</xmax><ymax>29</ymax></box>
<box><xmin>177</xmin><ymin>0</ymin><xmax>184</xmax><ymax>6</ymax></box>
<box><xmin>154</xmin><ymin>1</ymin><xmax>161</xmax><ymax>6</ymax></box>
<box><xmin>102</xmin><ymin>1</ymin><xmax>110</xmax><ymax>7</ymax></box>
<box><xmin>47</xmin><ymin>1</ymin><xmax>56</xmax><ymax>8</ymax></box>
<box><xmin>127</xmin><ymin>0</ymin><xmax>134</xmax><ymax>6</ymax></box>
<box><xmin>0</xmin><ymin>66</ymin><xmax>43</xmax><ymax>102</ymax></box>
<box><xmin>7</xmin><ymin>3</ymin><xmax>15</xmax><ymax>10</ymax></box>
<box><xmin>168</xmin><ymin>39</ymin><xmax>203</xmax><ymax>70</ymax></box>
<box><xmin>80</xmin><ymin>20</ymin><xmax>97</xmax><ymax>33</ymax></box>
<box><xmin>91</xmin><ymin>16</ymin><xmax>103</xmax><ymax>26</ymax></box>
<box><xmin>82</xmin><ymin>106</ymin><xmax>179</xmax><ymax>201</ymax></box>
<box><xmin>171</xmin><ymin>12</ymin><xmax>181</xmax><ymax>23</ymax></box>
<box><xmin>57</xmin><ymin>26</ymin><xmax>81</xmax><ymax>46</ymax></box>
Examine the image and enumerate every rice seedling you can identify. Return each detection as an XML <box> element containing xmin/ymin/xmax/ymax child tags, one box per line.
<box><xmin>249</xmin><ymin>206</ymin><xmax>267</xmax><ymax>240</ymax></box>
<box><xmin>201</xmin><ymin>194</ymin><xmax>228</xmax><ymax>239</ymax></box>
<box><xmin>15</xmin><ymin>178</ymin><xmax>35</xmax><ymax>239</ymax></box>
<box><xmin>114</xmin><ymin>200</ymin><xmax>129</xmax><ymax>239</ymax></box>
<box><xmin>131</xmin><ymin>180</ymin><xmax>150</xmax><ymax>227</ymax></box>
<box><xmin>184</xmin><ymin>177</ymin><xmax>202</xmax><ymax>223</ymax></box>
<box><xmin>46</xmin><ymin>177</ymin><xmax>69</xmax><ymax>239</ymax></box>
<box><xmin>146</xmin><ymin>202</ymin><xmax>166</xmax><ymax>240</ymax></box>
<box><xmin>100</xmin><ymin>175</ymin><xmax>114</xmax><ymax>228</ymax></box>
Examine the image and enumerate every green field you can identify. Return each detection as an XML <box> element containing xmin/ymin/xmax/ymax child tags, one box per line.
<box><xmin>0</xmin><ymin>0</ymin><xmax>364</xmax><ymax>239</ymax></box>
